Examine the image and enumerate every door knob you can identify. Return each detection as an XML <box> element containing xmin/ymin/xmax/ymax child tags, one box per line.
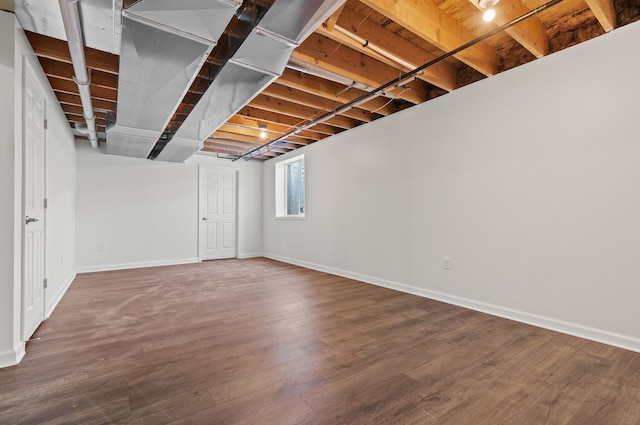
<box><xmin>202</xmin><ymin>217</ymin><xmax>209</xmax><ymax>221</ymax></box>
<box><xmin>26</xmin><ymin>216</ymin><xmax>38</xmax><ymax>225</ymax></box>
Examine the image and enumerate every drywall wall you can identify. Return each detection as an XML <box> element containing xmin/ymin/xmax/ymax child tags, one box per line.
<box><xmin>263</xmin><ymin>21</ymin><xmax>640</xmax><ymax>352</ymax></box>
<box><xmin>0</xmin><ymin>12</ymin><xmax>77</xmax><ymax>367</ymax></box>
<box><xmin>0</xmin><ymin>11</ymin><xmax>20</xmax><ymax>368</ymax></box>
<box><xmin>43</xmin><ymin>64</ymin><xmax>77</xmax><ymax>318</ymax></box>
<box><xmin>76</xmin><ymin>147</ymin><xmax>263</xmax><ymax>271</ymax></box>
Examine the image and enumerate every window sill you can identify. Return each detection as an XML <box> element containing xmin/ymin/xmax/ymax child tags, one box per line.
<box><xmin>275</xmin><ymin>215</ymin><xmax>306</xmax><ymax>220</ymax></box>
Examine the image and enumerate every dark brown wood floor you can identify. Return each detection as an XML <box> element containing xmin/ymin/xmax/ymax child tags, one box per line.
<box><xmin>1</xmin><ymin>258</ymin><xmax>639</xmax><ymax>424</ymax></box>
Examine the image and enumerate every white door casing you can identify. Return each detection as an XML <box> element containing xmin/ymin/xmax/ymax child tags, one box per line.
<box><xmin>199</xmin><ymin>167</ymin><xmax>237</xmax><ymax>260</ymax></box>
<box><xmin>22</xmin><ymin>64</ymin><xmax>46</xmax><ymax>341</ymax></box>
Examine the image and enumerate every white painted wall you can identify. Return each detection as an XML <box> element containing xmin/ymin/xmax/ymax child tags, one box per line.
<box><xmin>44</xmin><ymin>71</ymin><xmax>77</xmax><ymax>318</ymax></box>
<box><xmin>263</xmin><ymin>22</ymin><xmax>640</xmax><ymax>352</ymax></box>
<box><xmin>0</xmin><ymin>12</ymin><xmax>77</xmax><ymax>367</ymax></box>
<box><xmin>0</xmin><ymin>11</ymin><xmax>20</xmax><ymax>368</ymax></box>
<box><xmin>76</xmin><ymin>147</ymin><xmax>263</xmax><ymax>271</ymax></box>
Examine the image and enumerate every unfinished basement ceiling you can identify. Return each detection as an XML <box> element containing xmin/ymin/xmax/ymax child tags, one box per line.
<box><xmin>13</xmin><ymin>0</ymin><xmax>640</xmax><ymax>161</ymax></box>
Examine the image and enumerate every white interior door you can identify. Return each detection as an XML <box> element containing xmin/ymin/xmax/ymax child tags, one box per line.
<box><xmin>199</xmin><ymin>167</ymin><xmax>237</xmax><ymax>260</ymax></box>
<box><xmin>22</xmin><ymin>65</ymin><xmax>46</xmax><ymax>340</ymax></box>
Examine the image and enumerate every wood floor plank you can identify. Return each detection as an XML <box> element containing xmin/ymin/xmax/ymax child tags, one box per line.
<box><xmin>0</xmin><ymin>258</ymin><xmax>639</xmax><ymax>424</ymax></box>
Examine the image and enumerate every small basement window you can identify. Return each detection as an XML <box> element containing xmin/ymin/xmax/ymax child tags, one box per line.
<box><xmin>275</xmin><ymin>154</ymin><xmax>305</xmax><ymax>218</ymax></box>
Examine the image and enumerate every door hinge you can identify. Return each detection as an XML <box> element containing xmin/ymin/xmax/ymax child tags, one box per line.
<box><xmin>44</xmin><ymin>198</ymin><xmax>48</xmax><ymax>209</ymax></box>
<box><xmin>43</xmin><ymin>278</ymin><xmax>48</xmax><ymax>289</ymax></box>
<box><xmin>44</xmin><ymin>119</ymin><xmax>48</xmax><ymax>130</ymax></box>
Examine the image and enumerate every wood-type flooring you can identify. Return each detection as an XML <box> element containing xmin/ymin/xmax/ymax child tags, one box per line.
<box><xmin>1</xmin><ymin>258</ymin><xmax>639</xmax><ymax>424</ymax></box>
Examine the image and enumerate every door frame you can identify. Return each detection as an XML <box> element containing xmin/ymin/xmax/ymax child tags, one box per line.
<box><xmin>198</xmin><ymin>165</ymin><xmax>239</xmax><ymax>261</ymax></box>
<box><xmin>21</xmin><ymin>59</ymin><xmax>47</xmax><ymax>341</ymax></box>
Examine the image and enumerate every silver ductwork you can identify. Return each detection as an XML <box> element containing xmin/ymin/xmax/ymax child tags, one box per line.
<box><xmin>103</xmin><ymin>0</ymin><xmax>241</xmax><ymax>158</ymax></box>
<box><xmin>155</xmin><ymin>0</ymin><xmax>346</xmax><ymax>162</ymax></box>
<box><xmin>16</xmin><ymin>0</ymin><xmax>123</xmax><ymax>54</ymax></box>
<box><xmin>124</xmin><ymin>0</ymin><xmax>240</xmax><ymax>44</ymax></box>
<box><xmin>18</xmin><ymin>0</ymin><xmax>346</xmax><ymax>161</ymax></box>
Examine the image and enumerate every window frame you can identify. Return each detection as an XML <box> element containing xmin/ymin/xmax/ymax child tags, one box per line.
<box><xmin>275</xmin><ymin>154</ymin><xmax>306</xmax><ymax>219</ymax></box>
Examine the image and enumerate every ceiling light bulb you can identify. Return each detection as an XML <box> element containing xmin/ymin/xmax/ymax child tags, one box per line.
<box><xmin>483</xmin><ymin>8</ymin><xmax>496</xmax><ymax>22</ymax></box>
<box><xmin>259</xmin><ymin>124</ymin><xmax>267</xmax><ymax>139</ymax></box>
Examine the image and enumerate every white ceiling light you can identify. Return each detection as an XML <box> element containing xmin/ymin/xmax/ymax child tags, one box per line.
<box><xmin>477</xmin><ymin>0</ymin><xmax>500</xmax><ymax>22</ymax></box>
<box><xmin>259</xmin><ymin>124</ymin><xmax>268</xmax><ymax>139</ymax></box>
<box><xmin>483</xmin><ymin>8</ymin><xmax>496</xmax><ymax>22</ymax></box>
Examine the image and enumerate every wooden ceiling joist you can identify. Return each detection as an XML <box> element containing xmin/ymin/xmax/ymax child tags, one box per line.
<box><xmin>225</xmin><ymin>116</ymin><xmax>326</xmax><ymax>142</ymax></box>
<box><xmin>49</xmin><ymin>76</ymin><xmax>117</xmax><ymax>102</ymax></box>
<box><xmin>208</xmin><ymin>134</ymin><xmax>264</xmax><ymax>147</ymax></box>
<box><xmin>585</xmin><ymin>0</ymin><xmax>617</xmax><ymax>32</ymax></box>
<box><xmin>55</xmin><ymin>92</ymin><xmax>116</xmax><ymax>112</ymax></box>
<box><xmin>277</xmin><ymin>68</ymin><xmax>400</xmax><ymax>116</ymax></box>
<box><xmin>62</xmin><ymin>104</ymin><xmax>108</xmax><ymax>119</ymax></box>
<box><xmin>201</xmin><ymin>142</ymin><xmax>250</xmax><ymax>157</ymax></box>
<box><xmin>318</xmin><ymin>6</ymin><xmax>458</xmax><ymax>91</ymax></box>
<box><xmin>65</xmin><ymin>113</ymin><xmax>106</xmax><ymax>127</ymax></box>
<box><xmin>38</xmin><ymin>56</ymin><xmax>118</xmax><ymax>89</ymax></box>
<box><xmin>359</xmin><ymin>0</ymin><xmax>499</xmax><ymax>76</ymax></box>
<box><xmin>202</xmin><ymin>140</ymin><xmax>248</xmax><ymax>151</ymax></box>
<box><xmin>207</xmin><ymin>137</ymin><xmax>288</xmax><ymax>154</ymax></box>
<box><xmin>324</xmin><ymin>3</ymin><xmax>346</xmax><ymax>30</ymax></box>
<box><xmin>188</xmin><ymin>75</ymin><xmax>210</xmax><ymax>95</ymax></box>
<box><xmin>236</xmin><ymin>106</ymin><xmax>343</xmax><ymax>136</ymax></box>
<box><xmin>175</xmin><ymin>102</ymin><xmax>195</xmax><ymax>116</ymax></box>
<box><xmin>216</xmin><ymin>125</ymin><xmax>312</xmax><ymax>146</ymax></box>
<box><xmin>250</xmin><ymin>94</ymin><xmax>360</xmax><ymax>130</ymax></box>
<box><xmin>293</xmin><ymin>33</ymin><xmax>430</xmax><ymax>104</ymax></box>
<box><xmin>467</xmin><ymin>0</ymin><xmax>550</xmax><ymax>58</ymax></box>
<box><xmin>25</xmin><ymin>31</ymin><xmax>119</xmax><ymax>74</ymax></box>
<box><xmin>217</xmin><ymin>124</ymin><xmax>279</xmax><ymax>141</ymax></box>
<box><xmin>262</xmin><ymin>83</ymin><xmax>380</xmax><ymax>123</ymax></box>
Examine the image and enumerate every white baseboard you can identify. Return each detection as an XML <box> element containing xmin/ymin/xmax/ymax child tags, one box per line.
<box><xmin>0</xmin><ymin>342</ymin><xmax>25</xmax><ymax>369</ymax></box>
<box><xmin>46</xmin><ymin>271</ymin><xmax>76</xmax><ymax>318</ymax></box>
<box><xmin>237</xmin><ymin>252</ymin><xmax>263</xmax><ymax>259</ymax></box>
<box><xmin>77</xmin><ymin>258</ymin><xmax>200</xmax><ymax>273</ymax></box>
<box><xmin>265</xmin><ymin>254</ymin><xmax>640</xmax><ymax>354</ymax></box>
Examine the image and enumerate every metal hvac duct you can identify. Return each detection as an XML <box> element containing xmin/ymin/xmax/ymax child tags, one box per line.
<box><xmin>103</xmin><ymin>0</ymin><xmax>241</xmax><ymax>158</ymax></box>
<box><xmin>16</xmin><ymin>0</ymin><xmax>123</xmax><ymax>54</ymax></box>
<box><xmin>155</xmin><ymin>0</ymin><xmax>346</xmax><ymax>162</ymax></box>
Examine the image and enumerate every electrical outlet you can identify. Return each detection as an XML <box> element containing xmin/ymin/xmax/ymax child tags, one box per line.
<box><xmin>443</xmin><ymin>257</ymin><xmax>452</xmax><ymax>270</ymax></box>
<box><xmin>98</xmin><ymin>244</ymin><xmax>105</xmax><ymax>252</ymax></box>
